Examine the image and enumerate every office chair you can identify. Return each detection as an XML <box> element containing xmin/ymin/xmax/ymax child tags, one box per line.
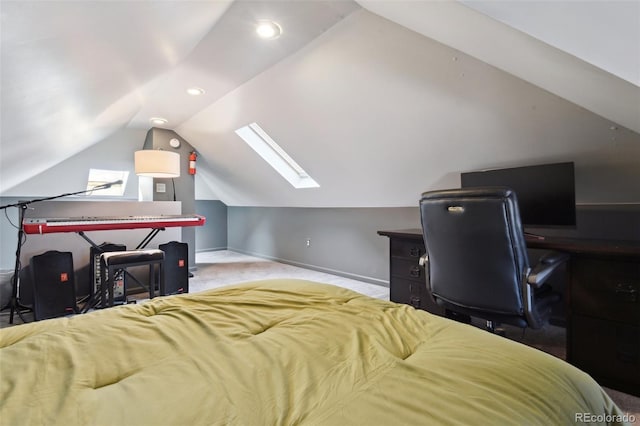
<box><xmin>418</xmin><ymin>187</ymin><xmax>568</xmax><ymax>332</ymax></box>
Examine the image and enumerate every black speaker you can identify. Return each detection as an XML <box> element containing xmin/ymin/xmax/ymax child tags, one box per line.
<box><xmin>30</xmin><ymin>251</ymin><xmax>77</xmax><ymax>321</ymax></box>
<box><xmin>159</xmin><ymin>241</ymin><xmax>188</xmax><ymax>295</ymax></box>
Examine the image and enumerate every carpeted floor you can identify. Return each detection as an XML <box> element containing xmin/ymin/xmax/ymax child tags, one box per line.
<box><xmin>2</xmin><ymin>249</ymin><xmax>638</xmax><ymax>422</ymax></box>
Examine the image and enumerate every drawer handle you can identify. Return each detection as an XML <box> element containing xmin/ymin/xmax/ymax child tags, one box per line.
<box><xmin>615</xmin><ymin>283</ymin><xmax>638</xmax><ymax>303</ymax></box>
<box><xmin>409</xmin><ymin>247</ymin><xmax>421</xmax><ymax>257</ymax></box>
<box><xmin>410</xmin><ymin>267</ymin><xmax>421</xmax><ymax>278</ymax></box>
<box><xmin>409</xmin><ymin>283</ymin><xmax>420</xmax><ymax>309</ymax></box>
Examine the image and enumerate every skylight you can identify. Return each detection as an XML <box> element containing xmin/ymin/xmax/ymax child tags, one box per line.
<box><xmin>235</xmin><ymin>123</ymin><xmax>319</xmax><ymax>189</ymax></box>
<box><xmin>86</xmin><ymin>169</ymin><xmax>128</xmax><ymax>196</ymax></box>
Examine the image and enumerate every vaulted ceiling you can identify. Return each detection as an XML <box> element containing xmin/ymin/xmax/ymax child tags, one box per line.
<box><xmin>1</xmin><ymin>0</ymin><xmax>639</xmax><ymax>206</ymax></box>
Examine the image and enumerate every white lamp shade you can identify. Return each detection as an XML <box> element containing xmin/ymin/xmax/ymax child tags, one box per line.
<box><xmin>135</xmin><ymin>150</ymin><xmax>180</xmax><ymax>178</ymax></box>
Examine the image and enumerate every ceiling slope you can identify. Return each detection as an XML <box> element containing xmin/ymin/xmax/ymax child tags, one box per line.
<box><xmin>125</xmin><ymin>0</ymin><xmax>360</xmax><ymax>130</ymax></box>
<box><xmin>458</xmin><ymin>0</ymin><xmax>640</xmax><ymax>87</ymax></box>
<box><xmin>357</xmin><ymin>0</ymin><xmax>640</xmax><ymax>134</ymax></box>
<box><xmin>180</xmin><ymin>9</ymin><xmax>640</xmax><ymax>207</ymax></box>
<box><xmin>0</xmin><ymin>0</ymin><xmax>234</xmax><ymax>193</ymax></box>
<box><xmin>0</xmin><ymin>0</ymin><xmax>360</xmax><ymax>194</ymax></box>
<box><xmin>2</xmin><ymin>0</ymin><xmax>638</xmax><ymax>208</ymax></box>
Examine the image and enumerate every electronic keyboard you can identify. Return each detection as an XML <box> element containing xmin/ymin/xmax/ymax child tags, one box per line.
<box><xmin>23</xmin><ymin>214</ymin><xmax>206</xmax><ymax>234</ymax></box>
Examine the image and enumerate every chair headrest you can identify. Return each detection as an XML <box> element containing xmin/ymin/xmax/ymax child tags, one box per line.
<box><xmin>420</xmin><ymin>187</ymin><xmax>515</xmax><ymax>201</ymax></box>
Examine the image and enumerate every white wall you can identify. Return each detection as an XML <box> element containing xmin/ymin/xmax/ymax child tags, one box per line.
<box><xmin>179</xmin><ymin>9</ymin><xmax>640</xmax><ymax>208</ymax></box>
<box><xmin>2</xmin><ymin>128</ymin><xmax>147</xmax><ymax>198</ymax></box>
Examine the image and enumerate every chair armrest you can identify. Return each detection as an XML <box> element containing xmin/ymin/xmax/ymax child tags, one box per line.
<box><xmin>539</xmin><ymin>250</ymin><xmax>569</xmax><ymax>265</ymax></box>
<box><xmin>418</xmin><ymin>253</ymin><xmax>434</xmax><ymax>294</ymax></box>
<box><xmin>527</xmin><ymin>251</ymin><xmax>569</xmax><ymax>287</ymax></box>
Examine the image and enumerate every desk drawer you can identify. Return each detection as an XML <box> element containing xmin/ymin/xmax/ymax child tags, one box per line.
<box><xmin>390</xmin><ymin>238</ymin><xmax>424</xmax><ymax>259</ymax></box>
<box><xmin>571</xmin><ymin>257</ymin><xmax>640</xmax><ymax>323</ymax></box>
<box><xmin>391</xmin><ymin>257</ymin><xmax>424</xmax><ymax>281</ymax></box>
<box><xmin>390</xmin><ymin>277</ymin><xmax>444</xmax><ymax>315</ymax></box>
<box><xmin>570</xmin><ymin>315</ymin><xmax>639</xmax><ymax>395</ymax></box>
<box><xmin>390</xmin><ymin>277</ymin><xmax>424</xmax><ymax>309</ymax></box>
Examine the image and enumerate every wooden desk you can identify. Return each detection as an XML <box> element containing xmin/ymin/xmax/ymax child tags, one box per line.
<box><xmin>378</xmin><ymin>229</ymin><xmax>640</xmax><ymax>396</ymax></box>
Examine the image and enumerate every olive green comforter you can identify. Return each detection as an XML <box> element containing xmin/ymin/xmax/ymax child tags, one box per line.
<box><xmin>0</xmin><ymin>279</ymin><xmax>628</xmax><ymax>425</ymax></box>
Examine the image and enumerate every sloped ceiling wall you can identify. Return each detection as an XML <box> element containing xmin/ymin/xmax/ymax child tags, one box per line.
<box><xmin>358</xmin><ymin>0</ymin><xmax>640</xmax><ymax>134</ymax></box>
<box><xmin>179</xmin><ymin>9</ymin><xmax>640</xmax><ymax>206</ymax></box>
<box><xmin>2</xmin><ymin>1</ymin><xmax>639</xmax><ymax>207</ymax></box>
<box><xmin>0</xmin><ymin>1</ymin><xmax>233</xmax><ymax>193</ymax></box>
<box><xmin>0</xmin><ymin>0</ymin><xmax>360</xmax><ymax>197</ymax></box>
<box><xmin>458</xmin><ymin>0</ymin><xmax>640</xmax><ymax>87</ymax></box>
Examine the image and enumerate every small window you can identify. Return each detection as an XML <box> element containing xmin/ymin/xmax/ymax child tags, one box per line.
<box><xmin>86</xmin><ymin>169</ymin><xmax>128</xmax><ymax>196</ymax></box>
<box><xmin>235</xmin><ymin>123</ymin><xmax>319</xmax><ymax>189</ymax></box>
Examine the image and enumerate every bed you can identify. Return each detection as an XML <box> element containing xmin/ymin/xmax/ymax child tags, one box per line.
<box><xmin>0</xmin><ymin>279</ymin><xmax>629</xmax><ymax>425</ymax></box>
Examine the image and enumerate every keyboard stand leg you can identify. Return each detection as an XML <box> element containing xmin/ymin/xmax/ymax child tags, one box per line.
<box><xmin>77</xmin><ymin>231</ymin><xmax>101</xmax><ymax>250</ymax></box>
<box><xmin>136</xmin><ymin>228</ymin><xmax>164</xmax><ymax>250</ymax></box>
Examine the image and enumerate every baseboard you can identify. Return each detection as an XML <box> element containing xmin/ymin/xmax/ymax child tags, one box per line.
<box><xmin>195</xmin><ymin>247</ymin><xmax>227</xmax><ymax>253</ymax></box>
<box><xmin>226</xmin><ymin>247</ymin><xmax>389</xmax><ymax>287</ymax></box>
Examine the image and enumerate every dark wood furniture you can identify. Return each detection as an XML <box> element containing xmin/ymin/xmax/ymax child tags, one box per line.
<box><xmin>377</xmin><ymin>229</ymin><xmax>443</xmax><ymax>316</ymax></box>
<box><xmin>378</xmin><ymin>229</ymin><xmax>640</xmax><ymax>396</ymax></box>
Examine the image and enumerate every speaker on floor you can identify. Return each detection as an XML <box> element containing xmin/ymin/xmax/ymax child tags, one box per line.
<box><xmin>30</xmin><ymin>250</ymin><xmax>78</xmax><ymax>321</ymax></box>
<box><xmin>159</xmin><ymin>241</ymin><xmax>189</xmax><ymax>295</ymax></box>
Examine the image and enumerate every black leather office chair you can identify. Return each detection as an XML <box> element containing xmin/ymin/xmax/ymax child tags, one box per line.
<box><xmin>418</xmin><ymin>187</ymin><xmax>568</xmax><ymax>332</ymax></box>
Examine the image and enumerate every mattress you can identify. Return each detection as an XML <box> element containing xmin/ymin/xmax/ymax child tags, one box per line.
<box><xmin>0</xmin><ymin>279</ymin><xmax>629</xmax><ymax>425</ymax></box>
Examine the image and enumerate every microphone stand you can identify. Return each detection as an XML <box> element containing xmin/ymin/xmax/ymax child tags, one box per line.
<box><xmin>0</xmin><ymin>181</ymin><xmax>118</xmax><ymax>324</ymax></box>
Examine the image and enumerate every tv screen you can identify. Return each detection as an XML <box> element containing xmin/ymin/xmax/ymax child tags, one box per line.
<box><xmin>460</xmin><ymin>162</ymin><xmax>576</xmax><ymax>228</ymax></box>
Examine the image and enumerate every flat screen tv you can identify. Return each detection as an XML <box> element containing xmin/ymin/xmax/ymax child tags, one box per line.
<box><xmin>460</xmin><ymin>162</ymin><xmax>576</xmax><ymax>228</ymax></box>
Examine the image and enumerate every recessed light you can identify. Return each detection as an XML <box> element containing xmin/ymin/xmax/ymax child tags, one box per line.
<box><xmin>150</xmin><ymin>117</ymin><xmax>168</xmax><ymax>125</ymax></box>
<box><xmin>186</xmin><ymin>87</ymin><xmax>205</xmax><ymax>96</ymax></box>
<box><xmin>256</xmin><ymin>20</ymin><xmax>282</xmax><ymax>40</ymax></box>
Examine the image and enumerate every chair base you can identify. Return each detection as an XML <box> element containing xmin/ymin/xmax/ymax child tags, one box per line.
<box><xmin>445</xmin><ymin>309</ymin><xmax>471</xmax><ymax>324</ymax></box>
<box><xmin>485</xmin><ymin>320</ymin><xmax>506</xmax><ymax>336</ymax></box>
<box><xmin>445</xmin><ymin>309</ymin><xmax>508</xmax><ymax>336</ymax></box>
